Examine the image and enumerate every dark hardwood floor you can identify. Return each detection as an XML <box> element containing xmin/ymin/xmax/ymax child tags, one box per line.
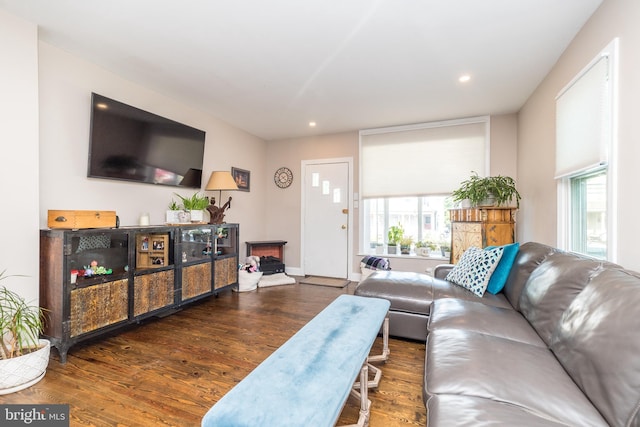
<box><xmin>3</xmin><ymin>281</ymin><xmax>427</xmax><ymax>426</ymax></box>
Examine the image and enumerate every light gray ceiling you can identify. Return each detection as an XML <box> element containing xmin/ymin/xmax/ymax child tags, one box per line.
<box><xmin>1</xmin><ymin>0</ymin><xmax>602</xmax><ymax>140</ymax></box>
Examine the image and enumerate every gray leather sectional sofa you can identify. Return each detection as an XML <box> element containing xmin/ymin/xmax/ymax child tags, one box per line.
<box><xmin>354</xmin><ymin>242</ymin><xmax>640</xmax><ymax>426</ymax></box>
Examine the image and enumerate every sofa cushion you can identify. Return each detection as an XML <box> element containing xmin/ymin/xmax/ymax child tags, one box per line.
<box><xmin>445</xmin><ymin>246</ymin><xmax>504</xmax><ymax>297</ymax></box>
<box><xmin>430</xmin><ymin>278</ymin><xmax>512</xmax><ymax>309</ymax></box>
<box><xmin>551</xmin><ymin>268</ymin><xmax>640</xmax><ymax>427</ymax></box>
<box><xmin>485</xmin><ymin>242</ymin><xmax>519</xmax><ymax>294</ymax></box>
<box><xmin>518</xmin><ymin>252</ymin><xmax>608</xmax><ymax>345</ymax></box>
<box><xmin>428</xmin><ymin>298</ymin><xmax>545</xmax><ymax>347</ymax></box>
<box><xmin>425</xmin><ymin>329</ymin><xmax>608</xmax><ymax>426</ymax></box>
<box><xmin>426</xmin><ymin>394</ymin><xmax>574</xmax><ymax>427</ymax></box>
<box><xmin>502</xmin><ymin>242</ymin><xmax>559</xmax><ymax>310</ymax></box>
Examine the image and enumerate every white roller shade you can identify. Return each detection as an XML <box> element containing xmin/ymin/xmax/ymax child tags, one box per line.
<box><xmin>555</xmin><ymin>55</ymin><xmax>609</xmax><ymax>178</ymax></box>
<box><xmin>360</xmin><ymin>119</ymin><xmax>487</xmax><ymax>198</ymax></box>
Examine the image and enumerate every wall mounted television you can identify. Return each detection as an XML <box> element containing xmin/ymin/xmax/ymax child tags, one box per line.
<box><xmin>87</xmin><ymin>93</ymin><xmax>205</xmax><ymax>188</ymax></box>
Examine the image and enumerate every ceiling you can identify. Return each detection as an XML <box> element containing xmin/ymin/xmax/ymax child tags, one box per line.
<box><xmin>1</xmin><ymin>0</ymin><xmax>602</xmax><ymax>141</ymax></box>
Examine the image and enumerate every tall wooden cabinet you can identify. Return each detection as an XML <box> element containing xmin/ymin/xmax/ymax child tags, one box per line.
<box><xmin>40</xmin><ymin>223</ymin><xmax>239</xmax><ymax>363</ymax></box>
<box><xmin>449</xmin><ymin>207</ymin><xmax>516</xmax><ymax>264</ymax></box>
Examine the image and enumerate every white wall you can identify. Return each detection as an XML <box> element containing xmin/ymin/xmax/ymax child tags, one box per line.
<box><xmin>0</xmin><ymin>10</ymin><xmax>39</xmax><ymax>302</ymax></box>
<box><xmin>38</xmin><ymin>42</ymin><xmax>267</xmax><ymax>239</ymax></box>
<box><xmin>518</xmin><ymin>0</ymin><xmax>640</xmax><ymax>271</ymax></box>
<box><xmin>1</xmin><ymin>12</ymin><xmax>269</xmax><ymax>304</ymax></box>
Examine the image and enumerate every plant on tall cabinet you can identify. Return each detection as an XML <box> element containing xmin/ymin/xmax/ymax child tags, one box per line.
<box><xmin>451</xmin><ymin>171</ymin><xmax>521</xmax><ymax>208</ymax></box>
<box><xmin>0</xmin><ymin>270</ymin><xmax>50</xmax><ymax>394</ymax></box>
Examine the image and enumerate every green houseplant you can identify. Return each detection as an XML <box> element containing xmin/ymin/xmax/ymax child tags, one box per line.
<box><xmin>166</xmin><ymin>199</ymin><xmax>185</xmax><ymax>223</ymax></box>
<box><xmin>175</xmin><ymin>192</ymin><xmax>210</xmax><ymax>222</ymax></box>
<box><xmin>439</xmin><ymin>241</ymin><xmax>451</xmax><ymax>258</ymax></box>
<box><xmin>387</xmin><ymin>224</ymin><xmax>404</xmax><ymax>255</ymax></box>
<box><xmin>0</xmin><ymin>270</ymin><xmax>50</xmax><ymax>394</ymax></box>
<box><xmin>451</xmin><ymin>171</ymin><xmax>521</xmax><ymax>208</ymax></box>
<box><xmin>399</xmin><ymin>236</ymin><xmax>414</xmax><ymax>255</ymax></box>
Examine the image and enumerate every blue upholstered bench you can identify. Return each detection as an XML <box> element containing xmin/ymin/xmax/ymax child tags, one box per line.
<box><xmin>201</xmin><ymin>294</ymin><xmax>391</xmax><ymax>427</ymax></box>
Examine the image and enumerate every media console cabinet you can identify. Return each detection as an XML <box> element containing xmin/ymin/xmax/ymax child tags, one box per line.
<box><xmin>39</xmin><ymin>223</ymin><xmax>239</xmax><ymax>363</ymax></box>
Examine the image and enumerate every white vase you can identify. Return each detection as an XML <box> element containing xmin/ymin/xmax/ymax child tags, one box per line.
<box><xmin>0</xmin><ymin>339</ymin><xmax>50</xmax><ymax>395</ymax></box>
<box><xmin>166</xmin><ymin>210</ymin><xmax>181</xmax><ymax>223</ymax></box>
<box><xmin>190</xmin><ymin>210</ymin><xmax>204</xmax><ymax>223</ymax></box>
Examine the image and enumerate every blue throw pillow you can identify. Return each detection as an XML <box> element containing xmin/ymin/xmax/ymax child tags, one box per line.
<box><xmin>485</xmin><ymin>242</ymin><xmax>520</xmax><ymax>294</ymax></box>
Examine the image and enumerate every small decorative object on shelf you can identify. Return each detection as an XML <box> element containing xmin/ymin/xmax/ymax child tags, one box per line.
<box><xmin>207</xmin><ymin>198</ymin><xmax>232</xmax><ymax>224</ymax></box>
<box><xmin>83</xmin><ymin>260</ymin><xmax>112</xmax><ymax>276</ymax></box>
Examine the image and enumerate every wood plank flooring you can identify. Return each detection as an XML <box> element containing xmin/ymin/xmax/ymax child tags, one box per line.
<box><xmin>2</xmin><ymin>281</ymin><xmax>427</xmax><ymax>426</ymax></box>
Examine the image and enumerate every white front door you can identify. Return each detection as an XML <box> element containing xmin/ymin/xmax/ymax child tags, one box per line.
<box><xmin>302</xmin><ymin>159</ymin><xmax>351</xmax><ymax>279</ymax></box>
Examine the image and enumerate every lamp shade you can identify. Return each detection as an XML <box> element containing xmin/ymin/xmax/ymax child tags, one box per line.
<box><xmin>205</xmin><ymin>171</ymin><xmax>239</xmax><ymax>191</ymax></box>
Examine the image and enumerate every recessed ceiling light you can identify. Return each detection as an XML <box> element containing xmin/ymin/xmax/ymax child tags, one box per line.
<box><xmin>96</xmin><ymin>102</ymin><xmax>109</xmax><ymax>109</ymax></box>
<box><xmin>309</xmin><ymin>121</ymin><xmax>317</xmax><ymax>127</ymax></box>
<box><xmin>459</xmin><ymin>74</ymin><xmax>471</xmax><ymax>83</ymax></box>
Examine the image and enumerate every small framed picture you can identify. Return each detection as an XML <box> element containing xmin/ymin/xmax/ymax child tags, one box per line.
<box><xmin>232</xmin><ymin>167</ymin><xmax>250</xmax><ymax>192</ymax></box>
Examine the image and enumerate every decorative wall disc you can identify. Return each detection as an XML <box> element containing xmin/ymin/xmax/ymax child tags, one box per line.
<box><xmin>274</xmin><ymin>167</ymin><xmax>293</xmax><ymax>188</ymax></box>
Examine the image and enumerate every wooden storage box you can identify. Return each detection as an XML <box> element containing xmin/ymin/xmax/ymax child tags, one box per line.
<box><xmin>47</xmin><ymin>210</ymin><xmax>117</xmax><ymax>229</ymax></box>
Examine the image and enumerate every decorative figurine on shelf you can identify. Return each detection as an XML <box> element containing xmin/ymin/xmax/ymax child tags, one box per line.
<box><xmin>83</xmin><ymin>260</ymin><xmax>112</xmax><ymax>276</ymax></box>
<box><xmin>207</xmin><ymin>196</ymin><xmax>232</xmax><ymax>224</ymax></box>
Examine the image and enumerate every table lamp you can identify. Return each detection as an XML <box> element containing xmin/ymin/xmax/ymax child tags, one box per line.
<box><xmin>205</xmin><ymin>171</ymin><xmax>238</xmax><ymax>224</ymax></box>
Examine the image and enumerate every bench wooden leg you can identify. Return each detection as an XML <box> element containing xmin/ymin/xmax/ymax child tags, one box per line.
<box><xmin>354</xmin><ymin>316</ymin><xmax>389</xmax><ymax>390</ymax></box>
<box><xmin>344</xmin><ymin>363</ymin><xmax>371</xmax><ymax>427</ymax></box>
<box><xmin>367</xmin><ymin>316</ymin><xmax>390</xmax><ymax>363</ymax></box>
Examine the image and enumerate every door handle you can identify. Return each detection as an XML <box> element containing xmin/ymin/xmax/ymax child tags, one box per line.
<box><xmin>341</xmin><ymin>225</ymin><xmax>347</xmax><ymax>229</ymax></box>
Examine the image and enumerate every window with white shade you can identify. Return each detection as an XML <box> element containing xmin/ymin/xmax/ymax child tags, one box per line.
<box><xmin>359</xmin><ymin>117</ymin><xmax>489</xmax><ymax>254</ymax></box>
<box><xmin>556</xmin><ymin>39</ymin><xmax>617</xmax><ymax>260</ymax></box>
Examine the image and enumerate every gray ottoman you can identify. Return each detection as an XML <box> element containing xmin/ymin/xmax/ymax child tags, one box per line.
<box><xmin>355</xmin><ymin>271</ymin><xmax>435</xmax><ymax>340</ymax></box>
<box><xmin>354</xmin><ymin>268</ymin><xmax>512</xmax><ymax>341</ymax></box>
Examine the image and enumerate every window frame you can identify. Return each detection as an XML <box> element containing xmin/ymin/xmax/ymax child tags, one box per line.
<box><xmin>358</xmin><ymin>116</ymin><xmax>489</xmax><ymax>255</ymax></box>
<box><xmin>556</xmin><ymin>39</ymin><xmax>618</xmax><ymax>261</ymax></box>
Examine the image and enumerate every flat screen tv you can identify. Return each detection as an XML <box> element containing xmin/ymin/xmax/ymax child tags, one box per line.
<box><xmin>88</xmin><ymin>93</ymin><xmax>205</xmax><ymax>188</ymax></box>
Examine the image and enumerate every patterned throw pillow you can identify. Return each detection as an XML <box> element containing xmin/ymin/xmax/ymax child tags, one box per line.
<box><xmin>445</xmin><ymin>246</ymin><xmax>504</xmax><ymax>297</ymax></box>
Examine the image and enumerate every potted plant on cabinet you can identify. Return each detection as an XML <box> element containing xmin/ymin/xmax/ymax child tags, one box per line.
<box><xmin>0</xmin><ymin>270</ymin><xmax>50</xmax><ymax>395</ymax></box>
<box><xmin>451</xmin><ymin>171</ymin><xmax>521</xmax><ymax>208</ymax></box>
<box><xmin>387</xmin><ymin>224</ymin><xmax>404</xmax><ymax>255</ymax></box>
<box><xmin>166</xmin><ymin>199</ymin><xmax>186</xmax><ymax>224</ymax></box>
<box><xmin>176</xmin><ymin>192</ymin><xmax>210</xmax><ymax>223</ymax></box>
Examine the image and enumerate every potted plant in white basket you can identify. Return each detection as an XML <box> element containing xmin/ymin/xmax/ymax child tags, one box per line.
<box><xmin>0</xmin><ymin>270</ymin><xmax>50</xmax><ymax>395</ymax></box>
<box><xmin>176</xmin><ymin>192</ymin><xmax>209</xmax><ymax>223</ymax></box>
<box><xmin>166</xmin><ymin>199</ymin><xmax>186</xmax><ymax>224</ymax></box>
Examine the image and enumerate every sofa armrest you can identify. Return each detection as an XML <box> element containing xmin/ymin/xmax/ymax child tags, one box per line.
<box><xmin>433</xmin><ymin>264</ymin><xmax>454</xmax><ymax>280</ymax></box>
